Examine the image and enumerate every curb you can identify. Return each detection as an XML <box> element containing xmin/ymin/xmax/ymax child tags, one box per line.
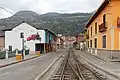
<box><xmin>34</xmin><ymin>53</ymin><xmax>64</xmax><ymax>80</ymax></box>
<box><xmin>83</xmin><ymin>51</ymin><xmax>107</xmax><ymax>62</ymax></box>
<box><xmin>79</xmin><ymin>54</ymin><xmax>120</xmax><ymax>80</ymax></box>
<box><xmin>0</xmin><ymin>56</ymin><xmax>38</xmax><ymax>68</ymax></box>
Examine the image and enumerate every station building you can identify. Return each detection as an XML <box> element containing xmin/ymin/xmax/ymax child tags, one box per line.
<box><xmin>85</xmin><ymin>0</ymin><xmax>120</xmax><ymax>59</ymax></box>
<box><xmin>2</xmin><ymin>22</ymin><xmax>57</xmax><ymax>54</ymax></box>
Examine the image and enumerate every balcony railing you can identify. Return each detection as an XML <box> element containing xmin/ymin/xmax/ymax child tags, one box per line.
<box><xmin>99</xmin><ymin>22</ymin><xmax>107</xmax><ymax>32</ymax></box>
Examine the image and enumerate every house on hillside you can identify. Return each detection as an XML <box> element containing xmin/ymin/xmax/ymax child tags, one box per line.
<box><xmin>76</xmin><ymin>33</ymin><xmax>84</xmax><ymax>43</ymax></box>
<box><xmin>75</xmin><ymin>33</ymin><xmax>85</xmax><ymax>50</ymax></box>
<box><xmin>56</xmin><ymin>36</ymin><xmax>64</xmax><ymax>49</ymax></box>
<box><xmin>2</xmin><ymin>22</ymin><xmax>57</xmax><ymax>54</ymax></box>
<box><xmin>85</xmin><ymin>0</ymin><xmax>120</xmax><ymax>60</ymax></box>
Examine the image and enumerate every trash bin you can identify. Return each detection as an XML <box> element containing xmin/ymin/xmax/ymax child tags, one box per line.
<box><xmin>16</xmin><ymin>54</ymin><xmax>22</xmax><ymax>61</ymax></box>
<box><xmin>36</xmin><ymin>51</ymin><xmax>40</xmax><ymax>56</ymax></box>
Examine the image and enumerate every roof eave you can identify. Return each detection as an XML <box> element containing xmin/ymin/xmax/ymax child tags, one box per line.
<box><xmin>85</xmin><ymin>0</ymin><xmax>110</xmax><ymax>28</ymax></box>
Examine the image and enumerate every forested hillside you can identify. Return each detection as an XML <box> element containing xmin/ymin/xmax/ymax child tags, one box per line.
<box><xmin>0</xmin><ymin>11</ymin><xmax>93</xmax><ymax>36</ymax></box>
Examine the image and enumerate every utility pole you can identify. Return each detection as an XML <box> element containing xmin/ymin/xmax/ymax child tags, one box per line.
<box><xmin>20</xmin><ymin>33</ymin><xmax>24</xmax><ymax>59</ymax></box>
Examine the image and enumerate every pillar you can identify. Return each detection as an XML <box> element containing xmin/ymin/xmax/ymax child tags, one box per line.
<box><xmin>44</xmin><ymin>43</ymin><xmax>46</xmax><ymax>54</ymax></box>
<box><xmin>49</xmin><ymin>44</ymin><xmax>51</xmax><ymax>52</ymax></box>
<box><xmin>6</xmin><ymin>50</ymin><xmax>8</xmax><ymax>59</ymax></box>
<box><xmin>47</xmin><ymin>44</ymin><xmax>49</xmax><ymax>53</ymax></box>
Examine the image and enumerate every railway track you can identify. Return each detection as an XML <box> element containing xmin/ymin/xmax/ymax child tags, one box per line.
<box><xmin>50</xmin><ymin>49</ymin><xmax>108</xmax><ymax>80</ymax></box>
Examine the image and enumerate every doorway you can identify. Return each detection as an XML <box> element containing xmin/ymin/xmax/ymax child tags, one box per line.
<box><xmin>35</xmin><ymin>43</ymin><xmax>44</xmax><ymax>54</ymax></box>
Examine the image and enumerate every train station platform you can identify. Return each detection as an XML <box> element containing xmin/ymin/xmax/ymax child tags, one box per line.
<box><xmin>75</xmin><ymin>50</ymin><xmax>120</xmax><ymax>79</ymax></box>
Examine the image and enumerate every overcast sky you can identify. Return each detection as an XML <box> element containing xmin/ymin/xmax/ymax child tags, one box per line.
<box><xmin>0</xmin><ymin>0</ymin><xmax>103</xmax><ymax>14</ymax></box>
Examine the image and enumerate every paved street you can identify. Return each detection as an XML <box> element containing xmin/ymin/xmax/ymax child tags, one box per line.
<box><xmin>75</xmin><ymin>50</ymin><xmax>120</xmax><ymax>76</ymax></box>
<box><xmin>0</xmin><ymin>54</ymin><xmax>37</xmax><ymax>66</ymax></box>
<box><xmin>0</xmin><ymin>49</ymin><xmax>67</xmax><ymax>80</ymax></box>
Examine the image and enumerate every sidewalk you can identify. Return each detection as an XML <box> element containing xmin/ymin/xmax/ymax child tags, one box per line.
<box><xmin>85</xmin><ymin>50</ymin><xmax>120</xmax><ymax>62</ymax></box>
<box><xmin>0</xmin><ymin>48</ymin><xmax>67</xmax><ymax>68</ymax></box>
<box><xmin>0</xmin><ymin>48</ymin><xmax>68</xmax><ymax>80</ymax></box>
<box><xmin>75</xmin><ymin>50</ymin><xmax>120</xmax><ymax>78</ymax></box>
<box><xmin>0</xmin><ymin>53</ymin><xmax>38</xmax><ymax>67</ymax></box>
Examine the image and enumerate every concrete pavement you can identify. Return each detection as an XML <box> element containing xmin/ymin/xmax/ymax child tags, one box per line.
<box><xmin>75</xmin><ymin>50</ymin><xmax>120</xmax><ymax>79</ymax></box>
<box><xmin>0</xmin><ymin>49</ymin><xmax>68</xmax><ymax>80</ymax></box>
<box><xmin>0</xmin><ymin>54</ymin><xmax>37</xmax><ymax>66</ymax></box>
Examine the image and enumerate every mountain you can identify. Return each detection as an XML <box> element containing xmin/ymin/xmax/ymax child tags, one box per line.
<box><xmin>0</xmin><ymin>11</ymin><xmax>93</xmax><ymax>36</ymax></box>
<box><xmin>0</xmin><ymin>7</ymin><xmax>12</xmax><ymax>19</ymax></box>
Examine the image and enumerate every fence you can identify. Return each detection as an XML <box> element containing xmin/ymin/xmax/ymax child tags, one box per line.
<box><xmin>8</xmin><ymin>50</ymin><xmax>16</xmax><ymax>58</ymax></box>
<box><xmin>0</xmin><ymin>51</ymin><xmax>6</xmax><ymax>59</ymax></box>
<box><xmin>0</xmin><ymin>49</ymin><xmax>29</xmax><ymax>59</ymax></box>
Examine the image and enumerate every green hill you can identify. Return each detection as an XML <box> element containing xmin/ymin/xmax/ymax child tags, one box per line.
<box><xmin>0</xmin><ymin>11</ymin><xmax>93</xmax><ymax>36</ymax></box>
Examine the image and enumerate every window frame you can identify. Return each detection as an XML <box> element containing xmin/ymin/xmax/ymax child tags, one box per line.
<box><xmin>94</xmin><ymin>38</ymin><xmax>97</xmax><ymax>48</ymax></box>
<box><xmin>88</xmin><ymin>41</ymin><xmax>89</xmax><ymax>48</ymax></box>
<box><xmin>9</xmin><ymin>46</ymin><xmax>12</xmax><ymax>51</ymax></box>
<box><xmin>103</xmin><ymin>14</ymin><xmax>106</xmax><ymax>23</ymax></box>
<box><xmin>102</xmin><ymin>35</ymin><xmax>106</xmax><ymax>48</ymax></box>
<box><xmin>91</xmin><ymin>27</ymin><xmax>92</xmax><ymax>37</ymax></box>
<box><xmin>95</xmin><ymin>22</ymin><xmax>97</xmax><ymax>34</ymax></box>
<box><xmin>90</xmin><ymin>40</ymin><xmax>92</xmax><ymax>48</ymax></box>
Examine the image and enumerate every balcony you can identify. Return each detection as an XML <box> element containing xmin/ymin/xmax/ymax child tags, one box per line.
<box><xmin>99</xmin><ymin>22</ymin><xmax>107</xmax><ymax>32</ymax></box>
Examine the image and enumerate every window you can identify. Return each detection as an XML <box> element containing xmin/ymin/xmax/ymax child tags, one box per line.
<box><xmin>88</xmin><ymin>41</ymin><xmax>89</xmax><ymax>48</ymax></box>
<box><xmin>95</xmin><ymin>22</ymin><xmax>97</xmax><ymax>34</ymax></box>
<box><xmin>90</xmin><ymin>40</ymin><xmax>92</xmax><ymax>48</ymax></box>
<box><xmin>102</xmin><ymin>35</ymin><xmax>106</xmax><ymax>48</ymax></box>
<box><xmin>9</xmin><ymin>46</ymin><xmax>12</xmax><ymax>51</ymax></box>
<box><xmin>88</xmin><ymin>30</ymin><xmax>89</xmax><ymax>34</ymax></box>
<box><xmin>91</xmin><ymin>27</ymin><xmax>92</xmax><ymax>36</ymax></box>
<box><xmin>103</xmin><ymin>14</ymin><xmax>106</xmax><ymax>23</ymax></box>
<box><xmin>20</xmin><ymin>32</ymin><xmax>24</xmax><ymax>38</ymax></box>
<box><xmin>94</xmin><ymin>38</ymin><xmax>97</xmax><ymax>48</ymax></box>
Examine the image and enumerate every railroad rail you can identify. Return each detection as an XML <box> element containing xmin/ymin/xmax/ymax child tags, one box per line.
<box><xmin>50</xmin><ymin>49</ymin><xmax>108</xmax><ymax>80</ymax></box>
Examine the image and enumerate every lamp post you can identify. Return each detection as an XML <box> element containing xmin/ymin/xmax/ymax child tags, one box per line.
<box><xmin>20</xmin><ymin>32</ymin><xmax>24</xmax><ymax>59</ymax></box>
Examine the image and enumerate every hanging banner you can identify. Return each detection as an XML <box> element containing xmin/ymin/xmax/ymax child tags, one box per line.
<box><xmin>27</xmin><ymin>33</ymin><xmax>41</xmax><ymax>41</ymax></box>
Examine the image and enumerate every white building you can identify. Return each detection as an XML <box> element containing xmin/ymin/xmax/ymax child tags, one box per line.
<box><xmin>5</xmin><ymin>22</ymin><xmax>45</xmax><ymax>52</ymax></box>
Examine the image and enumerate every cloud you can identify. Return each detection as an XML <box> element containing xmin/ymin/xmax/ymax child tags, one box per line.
<box><xmin>0</xmin><ymin>0</ymin><xmax>103</xmax><ymax>13</ymax></box>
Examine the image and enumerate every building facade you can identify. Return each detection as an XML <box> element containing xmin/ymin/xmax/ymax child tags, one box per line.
<box><xmin>56</xmin><ymin>34</ymin><xmax>65</xmax><ymax>49</ymax></box>
<box><xmin>76</xmin><ymin>34</ymin><xmax>84</xmax><ymax>43</ymax></box>
<box><xmin>4</xmin><ymin>22</ymin><xmax>57</xmax><ymax>54</ymax></box>
<box><xmin>85</xmin><ymin>0</ymin><xmax>120</xmax><ymax>59</ymax></box>
<box><xmin>0</xmin><ymin>31</ymin><xmax>5</xmax><ymax>51</ymax></box>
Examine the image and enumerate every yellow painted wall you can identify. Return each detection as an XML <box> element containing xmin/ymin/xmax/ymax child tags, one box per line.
<box><xmin>111</xmin><ymin>0</ymin><xmax>120</xmax><ymax>50</ymax></box>
<box><xmin>87</xmin><ymin>0</ymin><xmax>120</xmax><ymax>50</ymax></box>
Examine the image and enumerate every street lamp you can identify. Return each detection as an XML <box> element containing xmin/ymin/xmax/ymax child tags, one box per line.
<box><xmin>20</xmin><ymin>32</ymin><xmax>24</xmax><ymax>59</ymax></box>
